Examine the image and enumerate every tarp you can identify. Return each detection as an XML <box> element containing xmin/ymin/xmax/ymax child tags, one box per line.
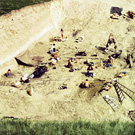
<box><xmin>110</xmin><ymin>7</ymin><xmax>123</xmax><ymax>16</ymax></box>
<box><xmin>15</xmin><ymin>50</ymin><xmax>44</xmax><ymax>66</ymax></box>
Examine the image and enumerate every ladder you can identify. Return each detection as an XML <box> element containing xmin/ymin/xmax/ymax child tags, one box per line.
<box><xmin>116</xmin><ymin>82</ymin><xmax>135</xmax><ymax>102</ymax></box>
<box><xmin>103</xmin><ymin>95</ymin><xmax>119</xmax><ymax>111</ymax></box>
<box><xmin>113</xmin><ymin>82</ymin><xmax>126</xmax><ymax>104</ymax></box>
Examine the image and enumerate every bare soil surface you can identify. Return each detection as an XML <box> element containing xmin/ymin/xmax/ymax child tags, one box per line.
<box><xmin>0</xmin><ymin>0</ymin><xmax>135</xmax><ymax>122</ymax></box>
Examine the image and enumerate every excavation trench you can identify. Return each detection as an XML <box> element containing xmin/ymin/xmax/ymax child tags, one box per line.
<box><xmin>0</xmin><ymin>0</ymin><xmax>135</xmax><ymax>122</ymax></box>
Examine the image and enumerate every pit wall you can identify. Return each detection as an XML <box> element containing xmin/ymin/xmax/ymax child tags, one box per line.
<box><xmin>0</xmin><ymin>0</ymin><xmax>134</xmax><ymax>76</ymax></box>
<box><xmin>0</xmin><ymin>1</ymin><xmax>64</xmax><ymax>76</ymax></box>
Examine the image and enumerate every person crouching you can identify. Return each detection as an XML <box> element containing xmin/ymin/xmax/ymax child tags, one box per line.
<box><xmin>80</xmin><ymin>79</ymin><xmax>90</xmax><ymax>88</ymax></box>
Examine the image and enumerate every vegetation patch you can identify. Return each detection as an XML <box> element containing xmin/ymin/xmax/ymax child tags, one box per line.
<box><xmin>0</xmin><ymin>118</ymin><xmax>134</xmax><ymax>135</ymax></box>
<box><xmin>0</xmin><ymin>0</ymin><xmax>51</xmax><ymax>16</ymax></box>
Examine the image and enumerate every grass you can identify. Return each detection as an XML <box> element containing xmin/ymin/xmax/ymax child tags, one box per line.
<box><xmin>0</xmin><ymin>1</ymin><xmax>135</xmax><ymax>135</ymax></box>
<box><xmin>0</xmin><ymin>118</ymin><xmax>134</xmax><ymax>135</ymax></box>
<box><xmin>0</xmin><ymin>0</ymin><xmax>51</xmax><ymax>16</ymax></box>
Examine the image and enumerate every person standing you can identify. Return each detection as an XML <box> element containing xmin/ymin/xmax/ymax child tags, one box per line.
<box><xmin>68</xmin><ymin>59</ymin><xmax>73</xmax><ymax>69</ymax></box>
<box><xmin>114</xmin><ymin>44</ymin><xmax>117</xmax><ymax>53</ymax></box>
<box><xmin>61</xmin><ymin>28</ymin><xmax>64</xmax><ymax>39</ymax></box>
<box><xmin>126</xmin><ymin>53</ymin><xmax>133</xmax><ymax>68</ymax></box>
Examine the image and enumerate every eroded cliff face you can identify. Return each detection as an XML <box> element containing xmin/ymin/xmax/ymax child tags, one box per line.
<box><xmin>0</xmin><ymin>0</ymin><xmax>135</xmax><ymax>75</ymax></box>
<box><xmin>0</xmin><ymin>2</ymin><xmax>53</xmax><ymax>74</ymax></box>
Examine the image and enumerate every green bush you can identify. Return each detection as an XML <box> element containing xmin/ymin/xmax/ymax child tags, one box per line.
<box><xmin>0</xmin><ymin>0</ymin><xmax>51</xmax><ymax>16</ymax></box>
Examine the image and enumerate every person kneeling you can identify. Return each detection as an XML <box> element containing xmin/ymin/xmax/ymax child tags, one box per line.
<box><xmin>105</xmin><ymin>56</ymin><xmax>113</xmax><ymax>68</ymax></box>
<box><xmin>50</xmin><ymin>58</ymin><xmax>57</xmax><ymax>66</ymax></box>
<box><xmin>5</xmin><ymin>69</ymin><xmax>12</xmax><ymax>77</ymax></box>
<box><xmin>80</xmin><ymin>79</ymin><xmax>90</xmax><ymax>88</ymax></box>
<box><xmin>87</xmin><ymin>65</ymin><xmax>94</xmax><ymax>78</ymax></box>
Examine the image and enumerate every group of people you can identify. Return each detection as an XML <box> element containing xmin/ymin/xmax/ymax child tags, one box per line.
<box><xmin>110</xmin><ymin>10</ymin><xmax>135</xmax><ymax>20</ymax></box>
<box><xmin>65</xmin><ymin>33</ymin><xmax>118</xmax><ymax>88</ymax></box>
<box><xmin>3</xmin><ymin>27</ymin><xmax>133</xmax><ymax>92</ymax></box>
<box><xmin>80</xmin><ymin>32</ymin><xmax>121</xmax><ymax>88</ymax></box>
<box><xmin>3</xmin><ymin>29</ymin><xmax>65</xmax><ymax>96</ymax></box>
<box><xmin>48</xmin><ymin>29</ymin><xmax>65</xmax><ymax>66</ymax></box>
<box><xmin>4</xmin><ymin>69</ymin><xmax>33</xmax><ymax>95</ymax></box>
<box><xmin>48</xmin><ymin>43</ymin><xmax>60</xmax><ymax>66</ymax></box>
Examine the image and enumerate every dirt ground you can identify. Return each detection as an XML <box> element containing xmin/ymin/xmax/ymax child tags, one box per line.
<box><xmin>0</xmin><ymin>0</ymin><xmax>135</xmax><ymax>122</ymax></box>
